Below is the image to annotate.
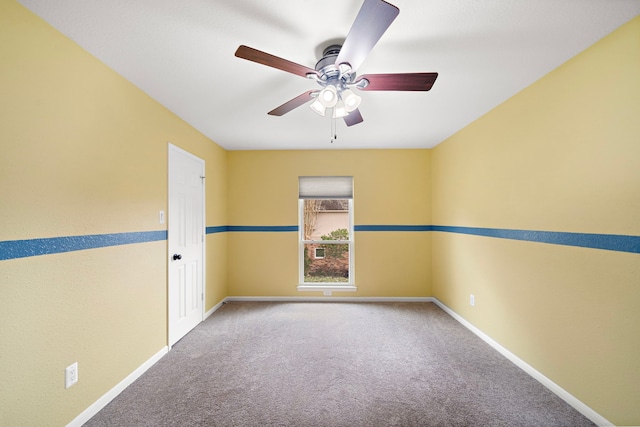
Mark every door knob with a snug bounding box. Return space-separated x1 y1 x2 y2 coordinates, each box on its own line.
172 254 182 261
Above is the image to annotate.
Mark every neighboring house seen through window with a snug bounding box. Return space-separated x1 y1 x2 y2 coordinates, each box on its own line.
298 177 354 289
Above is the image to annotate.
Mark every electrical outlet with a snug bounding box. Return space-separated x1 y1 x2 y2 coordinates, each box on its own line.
323 290 332 296
65 362 78 389
470 294 475 307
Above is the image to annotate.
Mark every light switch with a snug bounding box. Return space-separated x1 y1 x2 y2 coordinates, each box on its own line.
159 210 165 224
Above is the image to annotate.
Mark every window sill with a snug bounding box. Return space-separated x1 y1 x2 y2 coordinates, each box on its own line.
297 285 357 292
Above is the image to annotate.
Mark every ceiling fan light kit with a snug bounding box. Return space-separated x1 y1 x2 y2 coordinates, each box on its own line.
234 0 438 127
308 87 361 118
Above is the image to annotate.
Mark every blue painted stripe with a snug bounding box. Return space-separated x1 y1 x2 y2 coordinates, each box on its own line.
226 225 298 233
0 230 167 261
432 226 640 254
206 226 228 234
355 225 432 232
3 225 637 261
210 224 639 253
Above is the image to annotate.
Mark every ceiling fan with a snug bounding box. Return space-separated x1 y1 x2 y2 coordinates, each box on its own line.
234 0 438 127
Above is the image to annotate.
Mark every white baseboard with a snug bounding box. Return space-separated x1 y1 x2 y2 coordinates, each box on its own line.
224 296 435 303
430 298 613 427
66 346 168 427
204 299 227 320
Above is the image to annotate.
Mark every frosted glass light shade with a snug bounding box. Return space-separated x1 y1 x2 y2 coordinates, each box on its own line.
342 89 361 112
333 100 348 118
309 99 326 116
319 86 338 108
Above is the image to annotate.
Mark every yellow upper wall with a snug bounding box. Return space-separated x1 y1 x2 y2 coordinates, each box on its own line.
432 16 640 235
0 1 227 241
228 149 431 226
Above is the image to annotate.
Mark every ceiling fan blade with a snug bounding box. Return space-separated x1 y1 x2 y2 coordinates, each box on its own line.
335 0 399 71
268 90 316 116
235 45 318 78
344 109 364 127
356 73 438 91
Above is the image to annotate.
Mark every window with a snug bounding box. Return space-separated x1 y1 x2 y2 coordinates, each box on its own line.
298 177 355 290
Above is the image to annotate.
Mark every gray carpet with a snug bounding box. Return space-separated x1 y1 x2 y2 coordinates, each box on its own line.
85 302 596 426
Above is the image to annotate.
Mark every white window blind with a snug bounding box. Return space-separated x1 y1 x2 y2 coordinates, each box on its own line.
298 176 353 199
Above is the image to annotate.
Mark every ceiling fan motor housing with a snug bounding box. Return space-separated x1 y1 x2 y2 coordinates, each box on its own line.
315 45 355 87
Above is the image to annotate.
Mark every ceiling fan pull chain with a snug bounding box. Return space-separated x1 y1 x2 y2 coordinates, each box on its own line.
330 117 337 143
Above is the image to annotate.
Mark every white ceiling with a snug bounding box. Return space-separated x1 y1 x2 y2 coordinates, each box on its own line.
18 0 640 150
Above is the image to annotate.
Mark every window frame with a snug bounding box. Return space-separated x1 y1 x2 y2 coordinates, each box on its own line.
297 198 356 292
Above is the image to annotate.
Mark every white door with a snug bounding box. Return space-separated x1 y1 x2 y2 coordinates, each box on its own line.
168 144 204 347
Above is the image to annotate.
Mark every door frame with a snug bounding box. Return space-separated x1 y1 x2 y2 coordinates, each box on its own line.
167 142 206 348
